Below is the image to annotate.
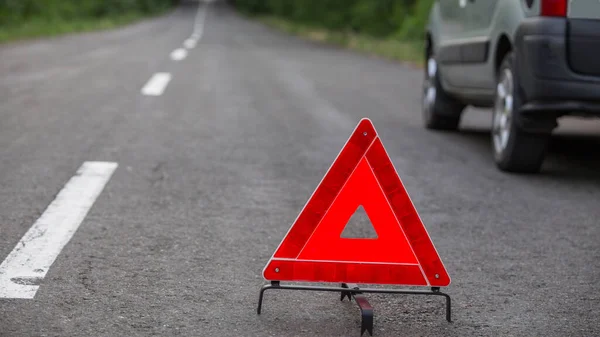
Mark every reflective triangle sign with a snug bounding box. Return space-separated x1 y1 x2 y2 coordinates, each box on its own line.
263 118 450 287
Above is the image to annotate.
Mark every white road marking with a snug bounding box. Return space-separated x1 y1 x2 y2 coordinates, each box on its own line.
170 48 188 61
141 72 172 96
194 4 207 37
181 2 208 50
0 162 118 299
184 38 197 49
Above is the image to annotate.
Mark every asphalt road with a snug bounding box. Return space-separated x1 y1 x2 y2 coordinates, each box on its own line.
1 1 599 336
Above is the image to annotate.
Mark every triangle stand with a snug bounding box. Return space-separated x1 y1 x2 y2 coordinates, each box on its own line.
257 119 453 336
256 281 452 336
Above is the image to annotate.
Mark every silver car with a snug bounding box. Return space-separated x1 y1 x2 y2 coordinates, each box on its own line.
423 0 600 173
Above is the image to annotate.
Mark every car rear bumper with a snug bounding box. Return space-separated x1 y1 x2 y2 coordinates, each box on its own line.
514 17 600 117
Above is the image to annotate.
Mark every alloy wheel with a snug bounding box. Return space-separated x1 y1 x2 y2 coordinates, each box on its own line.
492 68 514 154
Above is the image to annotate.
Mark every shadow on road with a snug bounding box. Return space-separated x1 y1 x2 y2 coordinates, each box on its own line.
456 126 600 182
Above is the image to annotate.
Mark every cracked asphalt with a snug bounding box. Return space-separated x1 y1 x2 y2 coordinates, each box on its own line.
0 1 599 336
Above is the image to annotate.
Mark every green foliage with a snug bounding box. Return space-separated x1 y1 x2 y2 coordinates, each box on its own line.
0 0 176 42
232 0 435 40
0 0 176 26
396 0 435 40
259 16 424 67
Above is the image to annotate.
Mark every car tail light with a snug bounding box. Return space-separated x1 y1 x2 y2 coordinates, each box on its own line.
541 0 568 17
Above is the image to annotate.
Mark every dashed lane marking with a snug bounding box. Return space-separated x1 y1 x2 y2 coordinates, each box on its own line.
170 48 188 61
184 38 197 49
141 72 172 96
0 162 118 299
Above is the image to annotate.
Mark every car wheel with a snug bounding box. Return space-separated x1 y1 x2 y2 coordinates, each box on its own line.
492 52 550 173
422 48 465 130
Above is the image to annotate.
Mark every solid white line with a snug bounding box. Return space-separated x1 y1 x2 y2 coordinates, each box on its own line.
193 2 208 41
0 162 118 299
170 48 188 61
141 72 172 96
180 2 208 51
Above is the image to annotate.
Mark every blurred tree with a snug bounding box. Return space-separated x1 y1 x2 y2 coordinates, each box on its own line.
0 0 178 26
232 0 435 40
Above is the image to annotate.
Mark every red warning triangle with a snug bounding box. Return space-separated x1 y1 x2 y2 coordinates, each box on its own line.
263 118 450 287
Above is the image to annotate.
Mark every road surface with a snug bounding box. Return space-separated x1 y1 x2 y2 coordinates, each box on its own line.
1 1 599 336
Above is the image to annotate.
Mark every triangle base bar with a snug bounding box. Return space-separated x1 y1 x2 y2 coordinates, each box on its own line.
256 281 452 336
264 260 428 285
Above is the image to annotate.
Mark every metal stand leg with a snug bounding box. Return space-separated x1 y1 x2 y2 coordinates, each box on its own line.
342 283 373 336
257 281 279 315
257 281 452 335
432 287 452 322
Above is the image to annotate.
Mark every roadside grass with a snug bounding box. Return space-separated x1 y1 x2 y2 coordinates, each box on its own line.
0 8 172 44
258 16 425 68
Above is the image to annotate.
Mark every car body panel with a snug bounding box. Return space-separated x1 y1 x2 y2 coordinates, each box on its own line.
430 0 526 99
427 0 600 112
428 0 471 89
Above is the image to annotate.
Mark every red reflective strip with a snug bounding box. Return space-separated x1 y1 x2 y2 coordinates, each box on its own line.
366 139 450 287
273 120 377 259
264 260 428 286
541 0 567 17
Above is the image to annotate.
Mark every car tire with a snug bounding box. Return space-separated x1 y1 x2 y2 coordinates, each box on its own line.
492 52 550 173
422 46 465 130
